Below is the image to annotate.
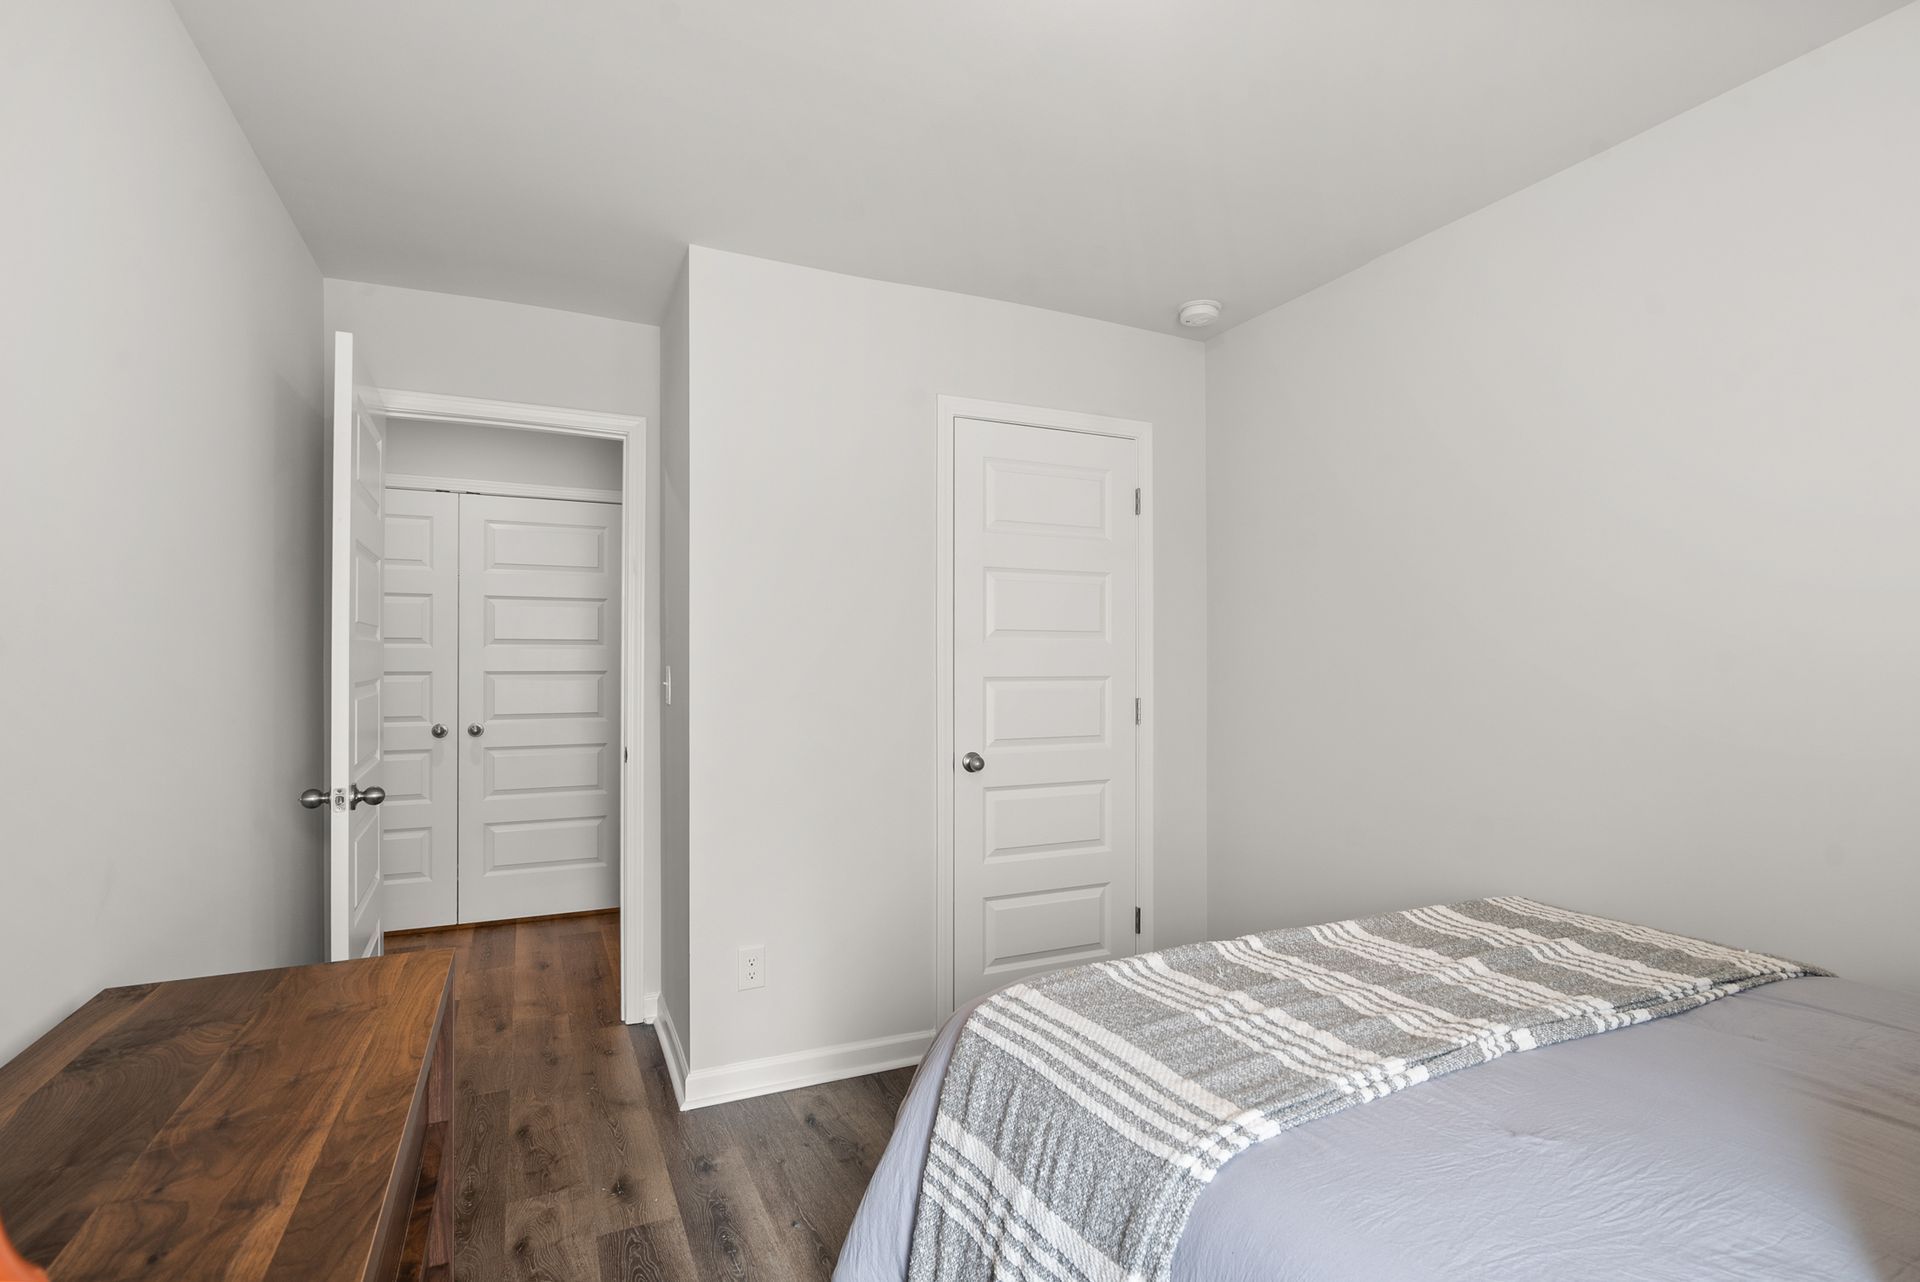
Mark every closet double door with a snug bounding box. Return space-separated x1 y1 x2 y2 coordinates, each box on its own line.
381 488 621 929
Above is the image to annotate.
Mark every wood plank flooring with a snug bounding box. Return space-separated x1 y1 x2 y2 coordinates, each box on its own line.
388 913 912 1282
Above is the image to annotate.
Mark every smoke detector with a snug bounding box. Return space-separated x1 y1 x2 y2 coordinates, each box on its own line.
1177 299 1222 329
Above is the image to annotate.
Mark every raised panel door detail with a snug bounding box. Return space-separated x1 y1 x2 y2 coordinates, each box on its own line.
486 520 607 572
985 459 1108 537
384 512 435 566
982 885 1109 974
485 743 607 797
986 677 1108 749
382 672 432 723
350 680 380 775
352 544 382 639
485 596 605 645
985 569 1108 639
353 412 384 509
484 816 608 872
382 750 432 804
486 672 605 719
383 592 433 645
985 781 1108 861
381 828 433 884
351 811 381 915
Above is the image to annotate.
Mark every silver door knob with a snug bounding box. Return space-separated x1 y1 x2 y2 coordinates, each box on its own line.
467 723 485 737
350 784 386 809
431 723 449 739
961 752 986 773
299 788 328 810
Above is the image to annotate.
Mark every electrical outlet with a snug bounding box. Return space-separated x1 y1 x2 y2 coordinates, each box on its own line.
738 944 766 990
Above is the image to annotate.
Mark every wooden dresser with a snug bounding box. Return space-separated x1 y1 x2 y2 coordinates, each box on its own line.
0 950 455 1282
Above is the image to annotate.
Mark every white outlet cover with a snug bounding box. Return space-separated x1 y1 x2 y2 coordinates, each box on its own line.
738 944 766 990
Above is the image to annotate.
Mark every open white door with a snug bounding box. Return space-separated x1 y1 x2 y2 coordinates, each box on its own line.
327 331 389 959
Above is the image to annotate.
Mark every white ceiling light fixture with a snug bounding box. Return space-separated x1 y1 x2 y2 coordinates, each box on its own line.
1178 299 1222 329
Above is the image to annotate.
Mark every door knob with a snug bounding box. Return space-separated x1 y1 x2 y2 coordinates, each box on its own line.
350 784 386 809
431 723 449 739
298 788 328 810
961 751 986 773
467 723 485 737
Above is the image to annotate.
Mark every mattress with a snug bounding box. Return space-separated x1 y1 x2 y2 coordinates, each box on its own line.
834 976 1920 1281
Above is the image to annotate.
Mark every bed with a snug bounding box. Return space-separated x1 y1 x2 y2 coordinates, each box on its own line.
836 904 1920 1282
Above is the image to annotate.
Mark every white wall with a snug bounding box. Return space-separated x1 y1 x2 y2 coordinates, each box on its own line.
682 247 1208 1088
386 419 624 492
323 279 659 418
0 2 323 1058
1206 5 1920 988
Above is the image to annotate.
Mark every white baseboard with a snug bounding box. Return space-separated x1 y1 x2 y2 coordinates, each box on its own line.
653 998 691 1110
680 1028 934 1111
625 989 660 1024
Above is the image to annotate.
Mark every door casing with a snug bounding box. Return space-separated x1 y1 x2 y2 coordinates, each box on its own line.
361 386 652 1025
933 395 1156 1025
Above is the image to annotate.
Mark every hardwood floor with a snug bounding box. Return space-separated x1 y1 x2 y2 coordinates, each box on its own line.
388 913 912 1282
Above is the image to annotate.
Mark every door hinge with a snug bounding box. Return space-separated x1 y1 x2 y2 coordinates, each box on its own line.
1134 487 1142 515
623 747 628 763
1134 697 1142 725
1135 906 1142 935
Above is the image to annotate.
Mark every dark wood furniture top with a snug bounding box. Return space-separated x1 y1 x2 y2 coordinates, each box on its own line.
0 950 455 1282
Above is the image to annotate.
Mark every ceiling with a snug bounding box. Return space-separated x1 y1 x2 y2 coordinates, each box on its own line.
171 0 1907 336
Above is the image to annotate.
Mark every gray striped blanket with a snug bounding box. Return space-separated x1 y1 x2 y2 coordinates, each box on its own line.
905 896 1822 1282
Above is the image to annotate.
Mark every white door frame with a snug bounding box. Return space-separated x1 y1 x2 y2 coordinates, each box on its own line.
933 395 1156 1025
371 387 654 1025
385 472 622 507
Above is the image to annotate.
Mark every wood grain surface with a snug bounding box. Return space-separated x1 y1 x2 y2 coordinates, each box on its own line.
0 951 455 1282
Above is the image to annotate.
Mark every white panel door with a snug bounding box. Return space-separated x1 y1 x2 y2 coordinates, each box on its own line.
953 417 1139 1006
380 488 459 930
328 332 389 960
458 493 621 923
